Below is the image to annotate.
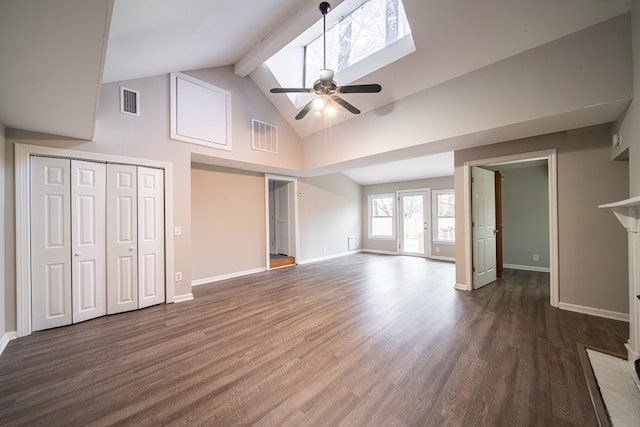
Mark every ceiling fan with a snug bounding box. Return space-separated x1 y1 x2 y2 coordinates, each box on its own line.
270 1 382 120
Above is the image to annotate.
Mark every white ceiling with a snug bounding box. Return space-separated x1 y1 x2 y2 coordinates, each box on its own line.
0 0 633 185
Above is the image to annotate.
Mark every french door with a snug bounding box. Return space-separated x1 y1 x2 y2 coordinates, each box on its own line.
398 190 430 256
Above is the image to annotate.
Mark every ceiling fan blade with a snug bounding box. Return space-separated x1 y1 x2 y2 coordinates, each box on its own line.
295 99 316 120
270 88 312 93
330 96 361 115
338 84 382 94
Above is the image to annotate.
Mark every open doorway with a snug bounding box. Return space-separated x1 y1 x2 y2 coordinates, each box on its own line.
266 176 298 269
464 149 559 307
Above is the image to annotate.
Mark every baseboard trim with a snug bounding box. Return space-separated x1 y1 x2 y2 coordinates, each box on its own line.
504 263 550 273
361 249 397 255
173 293 194 303
454 283 471 291
191 267 266 287
558 302 629 322
429 255 455 262
0 331 17 356
297 250 361 265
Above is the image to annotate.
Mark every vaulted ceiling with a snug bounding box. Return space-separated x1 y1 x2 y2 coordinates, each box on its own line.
0 0 633 184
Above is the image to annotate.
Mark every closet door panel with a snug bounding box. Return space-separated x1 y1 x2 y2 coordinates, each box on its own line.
107 164 138 314
138 167 165 308
71 160 107 323
30 156 72 331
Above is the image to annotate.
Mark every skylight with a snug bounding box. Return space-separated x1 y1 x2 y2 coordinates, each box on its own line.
265 0 415 109
304 0 411 86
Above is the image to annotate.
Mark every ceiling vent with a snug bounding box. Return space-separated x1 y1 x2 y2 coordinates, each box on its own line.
120 87 140 116
252 119 278 153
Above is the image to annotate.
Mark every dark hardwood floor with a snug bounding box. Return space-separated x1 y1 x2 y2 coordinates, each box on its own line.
0 254 628 426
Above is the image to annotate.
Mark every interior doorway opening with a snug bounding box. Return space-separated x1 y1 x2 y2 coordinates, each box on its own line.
464 149 558 307
265 176 299 270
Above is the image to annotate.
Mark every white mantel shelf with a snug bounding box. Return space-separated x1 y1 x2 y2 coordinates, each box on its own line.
600 195 640 390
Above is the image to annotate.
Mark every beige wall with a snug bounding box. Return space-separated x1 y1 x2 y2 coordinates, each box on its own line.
191 164 266 281
298 173 362 261
0 122 5 336
500 165 550 269
614 3 639 196
362 176 455 259
455 126 629 314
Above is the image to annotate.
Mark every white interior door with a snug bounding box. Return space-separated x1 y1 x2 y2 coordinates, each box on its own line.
30 156 72 331
107 164 138 314
138 167 165 308
71 160 107 323
472 167 497 288
275 182 289 256
398 191 429 256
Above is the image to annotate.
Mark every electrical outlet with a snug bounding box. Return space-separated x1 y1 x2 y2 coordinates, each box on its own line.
533 254 539 262
174 226 182 236
435 247 440 253
175 272 182 281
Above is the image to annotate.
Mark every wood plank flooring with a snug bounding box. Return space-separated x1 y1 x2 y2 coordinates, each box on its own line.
0 254 628 426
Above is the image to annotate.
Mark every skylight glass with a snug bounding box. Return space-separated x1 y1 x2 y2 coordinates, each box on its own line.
304 0 411 85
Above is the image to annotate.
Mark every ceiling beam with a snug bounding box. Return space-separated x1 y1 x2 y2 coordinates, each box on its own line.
234 0 345 77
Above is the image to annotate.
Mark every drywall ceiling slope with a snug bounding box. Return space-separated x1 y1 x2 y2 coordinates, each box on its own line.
301 13 633 171
253 0 631 137
0 0 113 140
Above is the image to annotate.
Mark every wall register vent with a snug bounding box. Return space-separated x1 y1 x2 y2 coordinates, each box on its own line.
120 87 140 116
252 119 278 153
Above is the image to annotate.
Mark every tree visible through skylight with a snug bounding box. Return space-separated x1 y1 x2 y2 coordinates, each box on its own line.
305 0 411 85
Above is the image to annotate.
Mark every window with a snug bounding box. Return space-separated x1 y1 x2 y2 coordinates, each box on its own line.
368 194 395 239
304 0 411 86
433 190 455 243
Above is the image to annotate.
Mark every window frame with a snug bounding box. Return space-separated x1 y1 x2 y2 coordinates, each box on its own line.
368 193 396 240
432 189 455 244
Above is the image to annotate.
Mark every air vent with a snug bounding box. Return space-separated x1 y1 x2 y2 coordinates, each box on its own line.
252 119 278 153
120 87 140 116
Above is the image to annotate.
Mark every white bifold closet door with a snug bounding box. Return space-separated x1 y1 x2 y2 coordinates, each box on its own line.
71 160 107 323
107 164 138 314
31 157 72 331
31 158 166 331
137 166 165 308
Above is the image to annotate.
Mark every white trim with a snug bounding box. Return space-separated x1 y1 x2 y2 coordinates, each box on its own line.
454 283 471 291
173 293 194 303
503 263 551 273
265 175 300 271
432 189 455 244
368 193 396 240
191 267 266 286
14 143 175 337
170 72 232 151
463 149 559 307
0 331 17 356
429 255 455 262
361 249 397 255
559 302 629 322
297 250 361 265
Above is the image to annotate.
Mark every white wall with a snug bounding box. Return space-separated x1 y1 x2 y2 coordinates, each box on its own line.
298 173 362 261
500 165 550 270
362 176 455 258
455 126 629 314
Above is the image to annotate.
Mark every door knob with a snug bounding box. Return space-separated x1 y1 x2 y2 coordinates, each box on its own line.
74 252 81 257
129 247 135 252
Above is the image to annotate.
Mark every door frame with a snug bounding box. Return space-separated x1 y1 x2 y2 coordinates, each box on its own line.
15 143 175 337
264 175 299 270
397 189 430 257
462 149 558 308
